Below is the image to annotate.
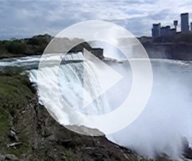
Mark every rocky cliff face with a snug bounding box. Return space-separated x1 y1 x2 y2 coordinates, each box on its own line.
143 43 192 60
9 97 141 161
0 72 147 161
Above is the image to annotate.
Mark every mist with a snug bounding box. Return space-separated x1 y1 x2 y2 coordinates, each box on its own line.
28 38 192 160
107 59 192 160
28 51 192 160
89 28 192 160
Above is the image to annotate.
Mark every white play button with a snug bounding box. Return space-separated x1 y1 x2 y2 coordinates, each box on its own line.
83 49 123 108
37 20 153 136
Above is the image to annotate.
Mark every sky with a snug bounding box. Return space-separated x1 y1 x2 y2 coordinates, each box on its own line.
0 0 192 40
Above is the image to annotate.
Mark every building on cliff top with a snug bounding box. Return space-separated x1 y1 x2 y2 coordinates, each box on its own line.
181 13 189 33
152 13 191 39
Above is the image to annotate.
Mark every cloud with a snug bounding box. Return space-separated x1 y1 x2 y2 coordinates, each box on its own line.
0 0 192 39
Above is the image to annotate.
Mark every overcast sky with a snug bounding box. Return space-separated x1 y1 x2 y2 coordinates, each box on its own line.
1 0 192 39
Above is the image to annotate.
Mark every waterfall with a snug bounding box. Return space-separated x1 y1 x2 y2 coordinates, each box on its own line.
29 52 112 126
29 54 192 160
1 53 191 160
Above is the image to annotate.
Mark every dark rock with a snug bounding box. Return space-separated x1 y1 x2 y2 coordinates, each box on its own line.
143 42 192 60
5 154 18 161
0 154 18 161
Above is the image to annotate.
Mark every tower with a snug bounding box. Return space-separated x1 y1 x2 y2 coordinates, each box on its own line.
152 23 161 38
181 13 189 33
173 20 178 31
191 22 192 31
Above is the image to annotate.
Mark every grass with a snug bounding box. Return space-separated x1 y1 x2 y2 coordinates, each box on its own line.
0 67 34 156
0 75 33 114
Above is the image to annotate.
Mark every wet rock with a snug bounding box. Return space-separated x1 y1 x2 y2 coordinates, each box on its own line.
5 154 18 161
0 155 5 161
8 128 19 142
7 142 22 148
0 154 18 161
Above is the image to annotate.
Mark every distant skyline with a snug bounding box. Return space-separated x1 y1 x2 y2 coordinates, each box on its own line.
1 0 192 40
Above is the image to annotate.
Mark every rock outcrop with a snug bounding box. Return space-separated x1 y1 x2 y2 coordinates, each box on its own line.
0 72 143 161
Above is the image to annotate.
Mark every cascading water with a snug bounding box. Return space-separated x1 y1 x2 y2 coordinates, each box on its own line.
1 53 192 160
29 53 113 126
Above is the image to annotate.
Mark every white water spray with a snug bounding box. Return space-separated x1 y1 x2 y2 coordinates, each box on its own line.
27 52 192 160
